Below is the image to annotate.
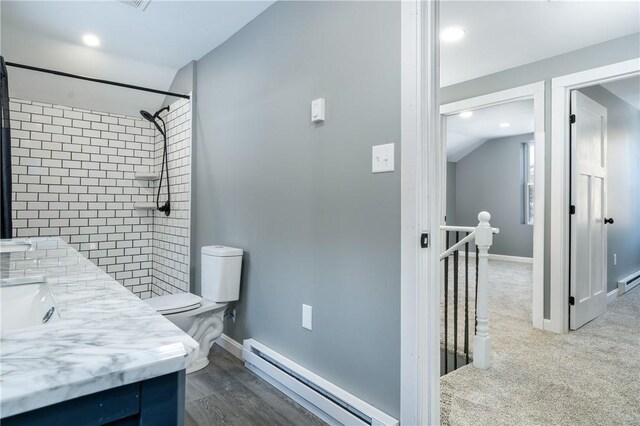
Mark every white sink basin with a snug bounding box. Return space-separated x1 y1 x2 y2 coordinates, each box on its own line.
0 240 33 254
0 277 60 333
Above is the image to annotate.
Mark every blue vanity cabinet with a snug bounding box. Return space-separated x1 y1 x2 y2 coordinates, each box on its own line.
2 370 185 426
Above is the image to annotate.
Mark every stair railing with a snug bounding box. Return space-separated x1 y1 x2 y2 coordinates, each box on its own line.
440 211 498 373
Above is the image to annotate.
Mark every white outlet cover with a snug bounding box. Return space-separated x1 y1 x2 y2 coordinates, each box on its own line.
372 143 394 173
302 304 312 330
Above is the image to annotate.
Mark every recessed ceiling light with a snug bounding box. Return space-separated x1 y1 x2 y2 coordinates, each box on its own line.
499 122 510 128
440 27 465 42
459 111 473 118
82 34 100 47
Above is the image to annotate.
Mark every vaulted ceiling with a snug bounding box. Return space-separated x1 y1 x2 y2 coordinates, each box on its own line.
2 1 275 69
1 1 274 115
440 1 640 86
602 76 640 110
446 100 534 162
1 1 638 116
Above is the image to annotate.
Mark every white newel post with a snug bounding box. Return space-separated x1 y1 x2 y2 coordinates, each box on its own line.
473 211 493 369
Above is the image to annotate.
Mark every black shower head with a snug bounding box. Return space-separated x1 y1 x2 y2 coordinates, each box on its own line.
140 110 155 122
140 106 170 123
140 108 167 138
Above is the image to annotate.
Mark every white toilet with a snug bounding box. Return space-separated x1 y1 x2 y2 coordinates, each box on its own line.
146 245 243 373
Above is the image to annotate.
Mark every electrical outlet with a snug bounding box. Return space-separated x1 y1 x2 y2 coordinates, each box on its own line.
372 143 395 173
302 304 312 331
613 253 617 266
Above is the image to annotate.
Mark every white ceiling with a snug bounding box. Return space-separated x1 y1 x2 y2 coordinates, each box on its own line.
446 99 534 162
441 1 640 87
1 0 638 115
602 76 640 110
1 26 179 117
2 1 275 69
0 1 274 116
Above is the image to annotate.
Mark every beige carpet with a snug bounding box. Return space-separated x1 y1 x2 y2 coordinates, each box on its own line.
441 259 640 425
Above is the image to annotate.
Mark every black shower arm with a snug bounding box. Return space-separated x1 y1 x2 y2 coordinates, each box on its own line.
153 106 170 119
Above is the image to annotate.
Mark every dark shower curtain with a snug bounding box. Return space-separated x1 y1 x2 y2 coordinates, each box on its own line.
0 56 13 239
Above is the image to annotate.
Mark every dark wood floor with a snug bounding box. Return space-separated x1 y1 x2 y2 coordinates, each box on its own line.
185 345 327 426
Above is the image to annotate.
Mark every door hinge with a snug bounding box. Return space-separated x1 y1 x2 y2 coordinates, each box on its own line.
569 296 575 306
569 205 576 215
569 114 576 124
420 233 429 248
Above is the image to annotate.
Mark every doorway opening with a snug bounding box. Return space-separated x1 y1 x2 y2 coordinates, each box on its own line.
567 74 640 330
440 84 545 349
550 59 640 333
440 97 537 374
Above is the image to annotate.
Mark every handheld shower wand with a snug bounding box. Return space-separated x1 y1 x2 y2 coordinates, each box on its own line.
140 106 171 216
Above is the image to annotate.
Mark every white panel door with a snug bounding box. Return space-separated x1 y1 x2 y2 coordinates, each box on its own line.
569 91 608 330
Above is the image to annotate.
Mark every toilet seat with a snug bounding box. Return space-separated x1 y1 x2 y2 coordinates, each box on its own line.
146 293 202 315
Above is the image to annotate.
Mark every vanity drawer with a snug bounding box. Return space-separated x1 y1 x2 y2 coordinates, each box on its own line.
2 370 185 426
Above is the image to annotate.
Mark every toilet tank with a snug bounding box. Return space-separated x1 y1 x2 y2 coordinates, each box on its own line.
201 245 243 303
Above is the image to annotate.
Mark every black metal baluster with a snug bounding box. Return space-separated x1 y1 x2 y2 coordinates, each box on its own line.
453 232 459 370
475 244 479 335
444 231 450 374
464 234 470 365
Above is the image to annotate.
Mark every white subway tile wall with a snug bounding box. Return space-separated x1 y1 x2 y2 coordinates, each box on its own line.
9 97 192 299
151 98 191 295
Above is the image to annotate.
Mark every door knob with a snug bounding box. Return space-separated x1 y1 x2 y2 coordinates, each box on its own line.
604 217 614 225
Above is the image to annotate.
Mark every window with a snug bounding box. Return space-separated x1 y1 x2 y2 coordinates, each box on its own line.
523 142 534 225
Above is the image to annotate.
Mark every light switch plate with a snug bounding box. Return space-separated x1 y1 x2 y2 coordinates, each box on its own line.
311 98 325 123
302 304 312 330
372 143 394 173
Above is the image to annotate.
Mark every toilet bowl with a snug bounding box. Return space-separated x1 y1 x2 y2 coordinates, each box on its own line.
146 293 227 373
145 245 243 373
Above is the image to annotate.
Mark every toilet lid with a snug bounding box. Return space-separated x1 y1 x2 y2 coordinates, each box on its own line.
146 293 202 314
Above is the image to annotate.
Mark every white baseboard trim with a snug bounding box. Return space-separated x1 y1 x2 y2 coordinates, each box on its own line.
489 253 534 264
214 333 243 360
460 251 533 264
607 289 618 303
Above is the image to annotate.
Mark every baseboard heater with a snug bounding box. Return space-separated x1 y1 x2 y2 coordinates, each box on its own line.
618 270 640 295
242 339 398 426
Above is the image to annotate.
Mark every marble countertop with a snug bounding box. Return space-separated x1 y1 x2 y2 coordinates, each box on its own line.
0 238 199 418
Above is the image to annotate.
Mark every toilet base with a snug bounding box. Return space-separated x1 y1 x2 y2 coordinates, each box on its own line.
187 357 209 374
164 305 226 375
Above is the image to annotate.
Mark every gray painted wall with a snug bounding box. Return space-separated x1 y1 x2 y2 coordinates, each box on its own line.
578 85 640 293
446 162 456 225
163 60 196 107
191 1 400 417
450 135 534 257
441 32 640 318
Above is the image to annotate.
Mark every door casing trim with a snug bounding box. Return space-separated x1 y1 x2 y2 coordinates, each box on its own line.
549 58 640 333
440 81 546 330
400 0 440 424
